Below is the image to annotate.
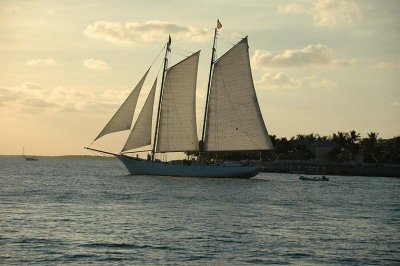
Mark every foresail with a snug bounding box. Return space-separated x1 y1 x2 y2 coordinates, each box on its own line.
204 38 273 151
156 51 200 152
121 78 157 152
94 69 149 141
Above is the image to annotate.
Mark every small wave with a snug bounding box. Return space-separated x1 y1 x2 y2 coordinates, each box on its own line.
215 238 247 244
244 258 292 264
99 257 126 262
283 252 312 258
185 255 211 261
62 254 97 259
337 257 361 264
80 242 183 251
16 237 64 245
101 191 133 200
81 242 150 249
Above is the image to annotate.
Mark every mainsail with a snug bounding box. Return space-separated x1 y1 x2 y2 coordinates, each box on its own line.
121 78 157 152
204 37 273 151
156 51 200 152
94 69 149 141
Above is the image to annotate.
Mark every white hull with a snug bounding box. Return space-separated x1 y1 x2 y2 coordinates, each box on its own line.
117 155 260 179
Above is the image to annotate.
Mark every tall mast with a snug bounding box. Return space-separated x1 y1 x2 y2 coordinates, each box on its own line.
151 35 171 161
200 26 218 151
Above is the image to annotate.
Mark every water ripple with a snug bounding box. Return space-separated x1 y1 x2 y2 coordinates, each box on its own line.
0 156 399 265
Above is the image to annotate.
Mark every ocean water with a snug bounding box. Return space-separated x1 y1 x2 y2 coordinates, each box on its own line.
1 156 399 265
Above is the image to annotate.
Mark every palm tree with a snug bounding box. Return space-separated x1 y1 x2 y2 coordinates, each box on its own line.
330 131 361 162
306 133 317 141
382 136 400 164
361 132 380 164
348 130 361 159
331 132 350 147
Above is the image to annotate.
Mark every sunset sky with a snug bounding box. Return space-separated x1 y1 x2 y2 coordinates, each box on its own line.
1 0 399 155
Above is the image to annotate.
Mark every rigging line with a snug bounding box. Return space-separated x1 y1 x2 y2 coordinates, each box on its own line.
215 34 219 59
201 27 218 151
88 149 105 157
173 45 193 52
171 51 192 58
217 35 236 46
171 47 195 58
218 31 245 41
172 49 190 56
156 56 164 76
150 45 167 68
171 50 190 58
173 28 214 42
152 38 170 161
173 46 195 54
218 31 244 39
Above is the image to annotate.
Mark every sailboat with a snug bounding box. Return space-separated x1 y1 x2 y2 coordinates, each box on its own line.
22 146 38 161
85 22 273 178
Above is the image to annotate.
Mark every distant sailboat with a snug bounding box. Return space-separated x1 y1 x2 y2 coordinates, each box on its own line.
22 147 38 161
86 21 273 178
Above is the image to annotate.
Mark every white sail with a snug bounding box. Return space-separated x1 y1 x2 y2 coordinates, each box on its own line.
121 78 157 152
156 51 200 152
204 37 273 151
94 69 149 141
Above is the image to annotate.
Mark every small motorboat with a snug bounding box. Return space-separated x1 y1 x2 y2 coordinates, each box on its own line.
299 175 329 181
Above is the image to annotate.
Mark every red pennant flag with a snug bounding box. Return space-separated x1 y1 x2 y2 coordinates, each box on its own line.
217 19 222 29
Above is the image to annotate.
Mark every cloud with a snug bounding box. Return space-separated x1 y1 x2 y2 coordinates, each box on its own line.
278 0 361 27
0 84 59 112
312 0 362 27
84 20 209 44
333 58 362 66
255 72 335 90
302 76 336 89
278 3 308 15
389 101 399 107
22 82 45 91
4 5 19 13
101 89 130 101
26 58 58 66
0 82 127 115
0 83 85 113
251 44 333 68
376 62 400 69
0 86 22 105
0 87 10 95
83 59 110 70
252 44 362 69
256 73 301 90
24 98 59 109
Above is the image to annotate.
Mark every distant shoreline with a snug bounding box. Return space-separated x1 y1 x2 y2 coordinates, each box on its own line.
2 155 399 178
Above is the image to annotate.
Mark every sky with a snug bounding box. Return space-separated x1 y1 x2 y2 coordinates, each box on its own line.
1 0 399 156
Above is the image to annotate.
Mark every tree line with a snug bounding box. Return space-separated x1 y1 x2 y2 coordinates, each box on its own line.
270 131 400 164
189 131 400 164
